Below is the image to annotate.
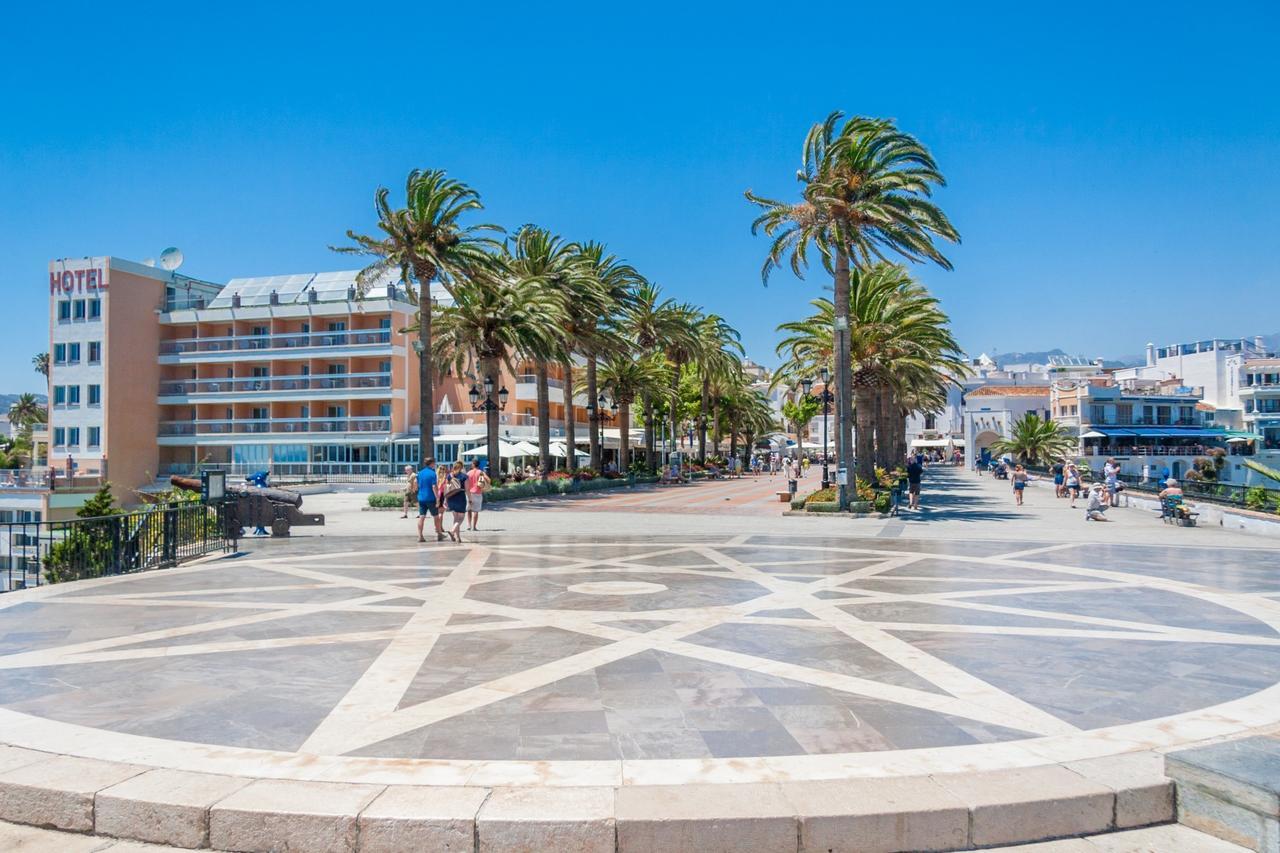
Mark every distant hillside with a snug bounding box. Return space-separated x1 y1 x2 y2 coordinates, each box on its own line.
0 393 48 413
990 349 1129 369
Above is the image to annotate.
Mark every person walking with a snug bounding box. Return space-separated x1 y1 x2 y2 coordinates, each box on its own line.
465 459 489 531
400 465 417 518
415 457 440 543
905 454 924 510
1012 464 1029 506
1051 459 1065 499
801 456 810 478
442 461 468 542
1065 462 1081 507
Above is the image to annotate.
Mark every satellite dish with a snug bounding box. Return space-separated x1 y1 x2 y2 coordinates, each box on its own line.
158 247 184 271
142 258 156 267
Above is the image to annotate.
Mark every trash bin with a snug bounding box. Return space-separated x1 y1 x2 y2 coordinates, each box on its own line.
788 478 798 496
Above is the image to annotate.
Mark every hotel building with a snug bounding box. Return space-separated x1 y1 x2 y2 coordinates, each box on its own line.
31 255 600 519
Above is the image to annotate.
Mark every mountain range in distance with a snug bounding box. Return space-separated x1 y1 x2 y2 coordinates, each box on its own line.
0 393 48 413
981 333 1280 371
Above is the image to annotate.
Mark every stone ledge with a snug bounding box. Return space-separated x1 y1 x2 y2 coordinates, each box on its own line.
1166 735 1280 818
0 750 1217 851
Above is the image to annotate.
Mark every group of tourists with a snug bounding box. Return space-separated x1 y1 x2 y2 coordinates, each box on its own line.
400 459 490 543
750 453 816 478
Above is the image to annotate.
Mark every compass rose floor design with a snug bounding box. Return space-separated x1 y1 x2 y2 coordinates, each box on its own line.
1 534 1279 786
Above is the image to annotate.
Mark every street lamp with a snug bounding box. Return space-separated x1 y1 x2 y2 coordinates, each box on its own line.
469 377 508 413
586 394 616 471
803 369 835 489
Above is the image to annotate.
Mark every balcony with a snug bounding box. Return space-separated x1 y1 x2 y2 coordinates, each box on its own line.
158 329 392 358
159 372 392 398
158 417 392 437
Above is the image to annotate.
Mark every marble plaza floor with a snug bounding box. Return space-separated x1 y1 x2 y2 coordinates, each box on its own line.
0 517 1278 786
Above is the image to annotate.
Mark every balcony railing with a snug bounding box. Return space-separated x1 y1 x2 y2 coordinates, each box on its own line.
159 372 391 396
0 469 50 490
159 329 392 355
515 374 565 389
158 417 392 436
1080 417 1202 428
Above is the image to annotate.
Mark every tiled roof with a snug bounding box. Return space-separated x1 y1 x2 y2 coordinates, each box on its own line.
1196 402 1216 412
966 385 1051 397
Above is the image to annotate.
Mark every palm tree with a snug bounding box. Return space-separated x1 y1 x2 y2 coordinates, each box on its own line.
32 353 49 379
429 264 566 477
719 387 777 468
576 243 644 470
624 282 696 471
333 169 499 464
501 226 584 480
990 413 1076 466
8 393 47 428
692 314 744 463
595 353 669 472
747 112 958 506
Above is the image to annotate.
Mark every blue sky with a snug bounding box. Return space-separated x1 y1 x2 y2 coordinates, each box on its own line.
3 1 1278 394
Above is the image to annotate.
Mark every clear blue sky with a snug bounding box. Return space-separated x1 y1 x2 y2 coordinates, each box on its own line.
3 1 1278 394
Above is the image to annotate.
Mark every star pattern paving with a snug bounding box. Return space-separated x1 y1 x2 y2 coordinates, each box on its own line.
0 536 1278 765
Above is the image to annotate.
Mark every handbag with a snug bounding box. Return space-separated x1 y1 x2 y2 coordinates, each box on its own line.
443 476 462 498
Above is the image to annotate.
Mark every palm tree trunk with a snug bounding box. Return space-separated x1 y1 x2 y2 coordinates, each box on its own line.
413 271 436 465
729 429 738 467
535 361 551 481
833 250 854 508
873 386 892 471
562 359 577 473
481 356 501 480
643 403 656 472
619 402 631 471
586 356 601 470
698 376 709 463
854 380 876 482
712 409 721 456
669 362 681 469
893 407 909 466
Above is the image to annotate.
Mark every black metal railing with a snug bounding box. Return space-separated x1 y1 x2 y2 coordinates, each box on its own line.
0 503 233 593
1023 464 1280 512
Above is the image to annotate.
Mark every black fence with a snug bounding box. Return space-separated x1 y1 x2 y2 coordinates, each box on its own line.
1 502 233 593
1023 464 1280 512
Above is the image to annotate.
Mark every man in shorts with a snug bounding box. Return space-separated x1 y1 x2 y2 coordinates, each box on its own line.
1051 459 1065 498
416 457 441 543
465 459 490 531
905 455 924 510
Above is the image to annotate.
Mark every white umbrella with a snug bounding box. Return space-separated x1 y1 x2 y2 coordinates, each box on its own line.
510 440 540 456
461 442 524 458
1080 430 1107 439
549 442 589 458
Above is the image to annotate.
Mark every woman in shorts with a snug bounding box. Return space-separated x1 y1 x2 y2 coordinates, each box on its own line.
1012 464 1029 506
1065 463 1081 507
440 462 469 542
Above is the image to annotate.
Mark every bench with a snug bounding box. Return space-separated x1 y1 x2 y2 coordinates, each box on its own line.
775 491 791 503
1160 496 1199 526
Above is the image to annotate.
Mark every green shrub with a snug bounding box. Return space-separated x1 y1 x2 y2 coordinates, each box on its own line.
804 487 838 504
848 500 873 514
807 501 840 513
873 492 892 513
367 492 403 508
1245 486 1270 511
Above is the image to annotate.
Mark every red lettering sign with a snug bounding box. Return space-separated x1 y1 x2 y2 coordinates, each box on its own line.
50 267 107 294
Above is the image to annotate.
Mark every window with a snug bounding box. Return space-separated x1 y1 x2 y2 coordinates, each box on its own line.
87 427 101 447
1090 405 1106 424
53 385 66 405
923 413 937 431
379 317 391 329
68 342 81 363
378 360 391 374
1116 403 1133 424
327 364 347 374
379 403 391 417
88 298 101 319
67 427 80 447
57 302 71 322
67 385 81 406
88 384 101 406
53 427 65 446
88 341 101 363
251 366 270 377
73 299 86 320
250 407 269 420
53 343 66 364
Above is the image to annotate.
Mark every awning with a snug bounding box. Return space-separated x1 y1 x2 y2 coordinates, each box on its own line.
910 438 963 448
510 441 540 456
1226 430 1265 441
1088 427 1232 439
549 442 589 458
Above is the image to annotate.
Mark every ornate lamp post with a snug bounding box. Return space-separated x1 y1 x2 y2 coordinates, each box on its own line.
800 367 835 490
585 393 617 471
469 375 509 475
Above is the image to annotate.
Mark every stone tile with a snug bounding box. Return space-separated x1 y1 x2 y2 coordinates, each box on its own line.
0 755 143 832
1176 783 1271 851
933 765 1114 847
358 785 490 853
0 818 114 851
477 787 614 853
1085 822 1262 851
615 782 796 853
1065 751 1174 828
96 768 251 848
0 746 51 776
783 776 969 853
208 779 384 853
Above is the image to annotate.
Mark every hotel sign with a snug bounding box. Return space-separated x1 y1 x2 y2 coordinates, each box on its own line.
50 266 107 294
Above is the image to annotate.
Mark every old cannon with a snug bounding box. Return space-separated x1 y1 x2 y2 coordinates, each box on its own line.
169 475 325 538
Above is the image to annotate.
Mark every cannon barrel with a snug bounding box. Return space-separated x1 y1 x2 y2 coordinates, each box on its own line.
169 475 304 508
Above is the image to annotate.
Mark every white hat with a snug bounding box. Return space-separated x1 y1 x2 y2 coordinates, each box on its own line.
1166 477 1179 486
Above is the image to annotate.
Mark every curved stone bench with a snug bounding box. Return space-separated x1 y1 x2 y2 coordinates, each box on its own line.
0 743 1179 852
